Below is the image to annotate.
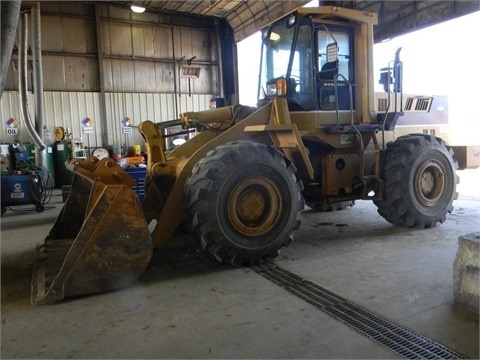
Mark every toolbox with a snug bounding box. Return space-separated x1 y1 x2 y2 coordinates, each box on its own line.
125 166 146 202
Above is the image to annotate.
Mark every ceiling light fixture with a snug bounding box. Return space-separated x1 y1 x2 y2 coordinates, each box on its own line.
131 5 146 13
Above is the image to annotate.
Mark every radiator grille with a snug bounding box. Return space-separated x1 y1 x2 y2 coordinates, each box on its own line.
405 97 433 111
378 98 388 112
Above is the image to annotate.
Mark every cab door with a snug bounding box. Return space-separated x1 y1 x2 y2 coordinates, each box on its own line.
316 26 355 111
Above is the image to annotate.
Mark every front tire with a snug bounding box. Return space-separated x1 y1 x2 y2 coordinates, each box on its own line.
374 134 458 228
185 141 304 266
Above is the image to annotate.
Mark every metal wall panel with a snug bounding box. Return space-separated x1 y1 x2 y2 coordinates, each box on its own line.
7 55 99 92
41 16 64 52
5 4 221 95
0 91 102 148
104 92 213 145
41 2 94 17
47 16 96 54
108 59 136 92
102 58 218 94
103 20 192 58
154 63 176 93
1 91 213 151
104 20 134 56
100 14 219 94
44 56 100 91
178 27 216 62
142 25 172 59
6 14 99 91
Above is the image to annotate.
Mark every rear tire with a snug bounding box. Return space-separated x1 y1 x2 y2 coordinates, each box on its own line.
374 134 458 228
185 141 304 265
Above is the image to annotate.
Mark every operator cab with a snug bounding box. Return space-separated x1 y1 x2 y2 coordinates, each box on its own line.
258 13 355 112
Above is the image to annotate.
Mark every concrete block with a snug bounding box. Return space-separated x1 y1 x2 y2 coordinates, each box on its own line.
453 232 480 313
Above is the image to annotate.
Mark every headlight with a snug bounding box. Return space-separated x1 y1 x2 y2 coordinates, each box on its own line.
266 79 287 97
266 83 278 97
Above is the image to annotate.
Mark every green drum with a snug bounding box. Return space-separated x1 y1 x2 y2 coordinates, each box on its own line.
53 141 74 187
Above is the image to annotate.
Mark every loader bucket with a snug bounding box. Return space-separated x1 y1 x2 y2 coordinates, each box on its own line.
31 158 153 304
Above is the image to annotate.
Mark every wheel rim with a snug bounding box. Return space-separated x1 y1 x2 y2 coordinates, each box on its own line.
228 176 282 237
414 160 446 206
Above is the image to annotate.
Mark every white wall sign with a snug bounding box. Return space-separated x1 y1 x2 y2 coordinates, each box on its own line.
6 128 18 136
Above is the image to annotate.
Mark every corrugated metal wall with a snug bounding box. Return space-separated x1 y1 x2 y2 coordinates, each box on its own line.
0 91 213 150
0 2 221 151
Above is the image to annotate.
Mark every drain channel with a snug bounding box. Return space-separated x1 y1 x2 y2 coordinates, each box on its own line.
253 260 466 359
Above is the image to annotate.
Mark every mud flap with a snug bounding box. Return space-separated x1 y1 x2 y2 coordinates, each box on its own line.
32 165 153 304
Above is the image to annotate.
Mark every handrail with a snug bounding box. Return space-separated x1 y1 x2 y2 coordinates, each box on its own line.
333 74 363 153
333 73 354 128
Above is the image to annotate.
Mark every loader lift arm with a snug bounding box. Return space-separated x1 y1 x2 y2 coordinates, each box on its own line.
139 98 314 248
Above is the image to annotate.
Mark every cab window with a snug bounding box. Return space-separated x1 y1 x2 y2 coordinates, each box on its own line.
317 29 351 81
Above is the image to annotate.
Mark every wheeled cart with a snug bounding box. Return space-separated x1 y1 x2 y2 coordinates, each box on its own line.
1 172 45 215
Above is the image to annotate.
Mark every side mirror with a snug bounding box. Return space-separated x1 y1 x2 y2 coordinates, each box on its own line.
326 42 338 63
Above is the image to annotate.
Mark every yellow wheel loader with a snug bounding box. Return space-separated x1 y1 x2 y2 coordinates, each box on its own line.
32 6 471 304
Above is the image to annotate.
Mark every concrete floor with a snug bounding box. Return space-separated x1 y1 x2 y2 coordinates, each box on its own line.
1 168 479 359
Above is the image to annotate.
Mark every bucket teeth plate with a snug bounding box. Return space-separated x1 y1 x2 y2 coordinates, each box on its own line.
32 239 75 304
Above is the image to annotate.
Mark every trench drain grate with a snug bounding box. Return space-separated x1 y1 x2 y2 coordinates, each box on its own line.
253 260 466 359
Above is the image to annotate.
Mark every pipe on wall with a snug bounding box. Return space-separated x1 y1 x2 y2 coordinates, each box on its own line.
95 3 109 146
31 3 44 136
171 16 179 117
18 12 46 151
31 2 47 167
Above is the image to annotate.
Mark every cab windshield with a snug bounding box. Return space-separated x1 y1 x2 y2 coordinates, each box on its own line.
258 18 315 110
259 21 295 84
